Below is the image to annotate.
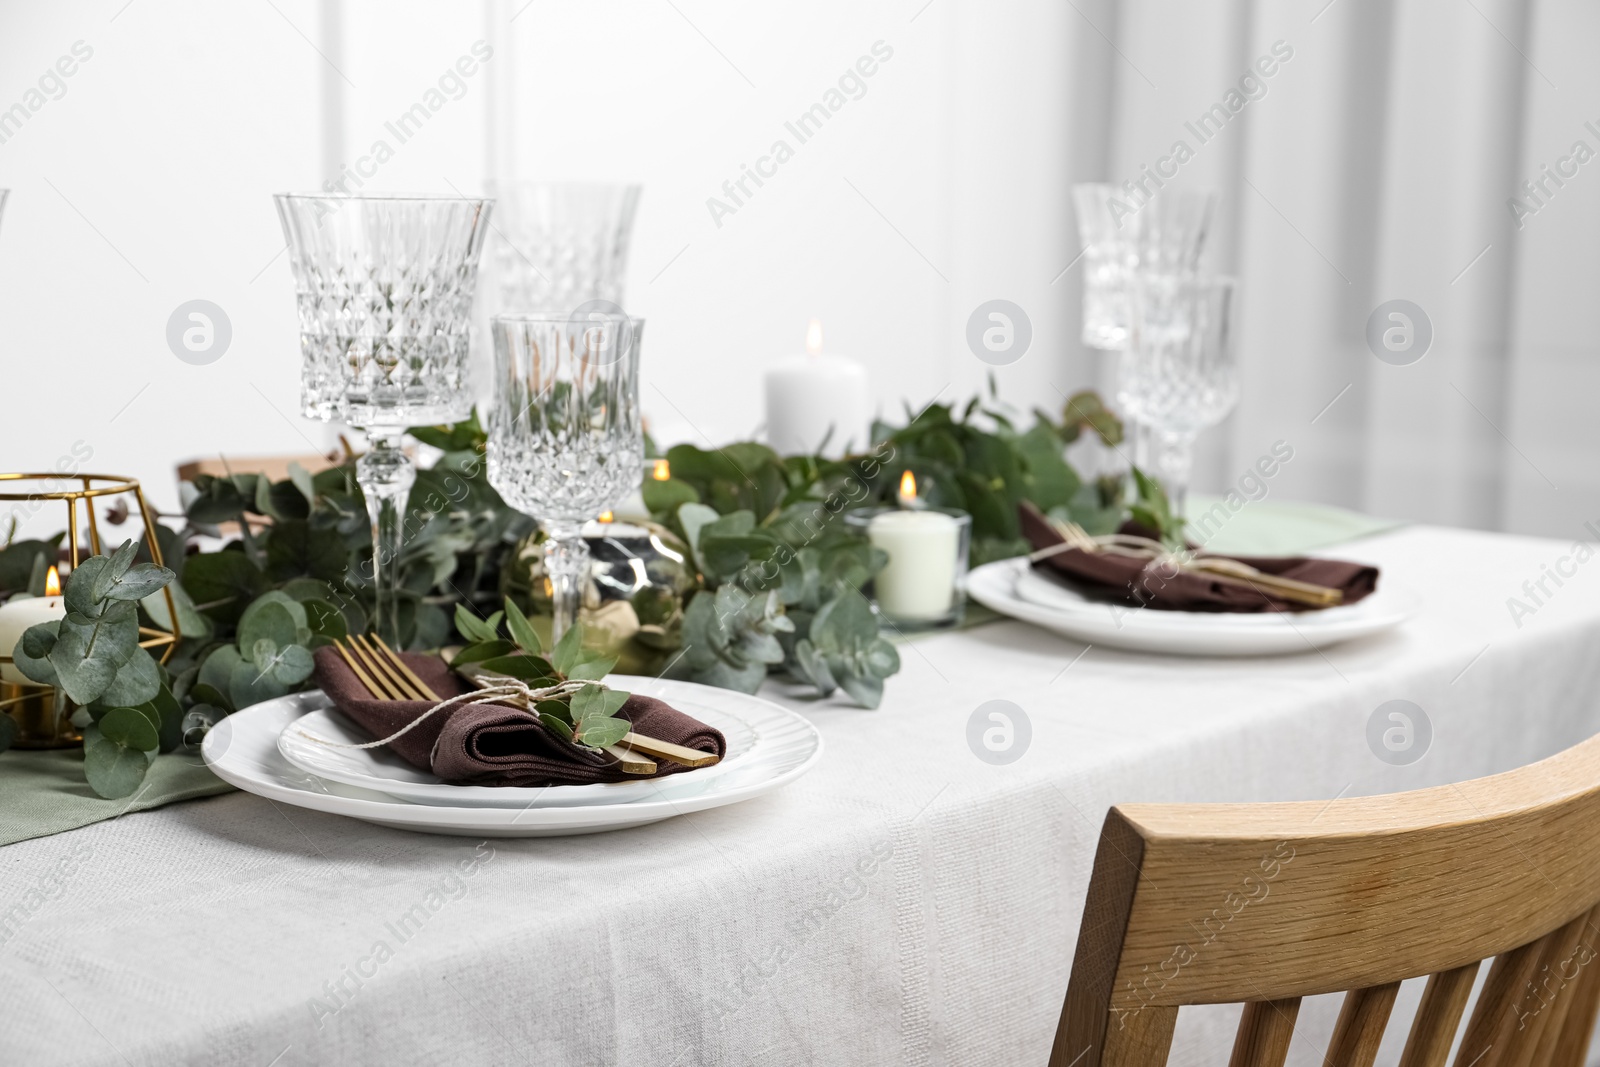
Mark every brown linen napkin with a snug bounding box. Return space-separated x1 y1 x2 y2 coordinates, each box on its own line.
310 647 727 787
1017 501 1379 613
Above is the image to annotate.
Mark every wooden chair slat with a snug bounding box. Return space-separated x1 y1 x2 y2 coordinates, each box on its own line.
1325 982 1400 1067
1227 999 1300 1067
1451 939 1544 1067
1097 1005 1178 1067
1506 911 1591 1067
1547 912 1600 1067
1396 963 1479 1067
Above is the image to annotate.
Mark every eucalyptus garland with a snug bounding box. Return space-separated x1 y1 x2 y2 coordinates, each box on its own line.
0 387 1149 798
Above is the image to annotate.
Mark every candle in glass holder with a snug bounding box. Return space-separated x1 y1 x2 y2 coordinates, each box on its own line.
855 473 970 626
764 319 869 458
0 566 65 683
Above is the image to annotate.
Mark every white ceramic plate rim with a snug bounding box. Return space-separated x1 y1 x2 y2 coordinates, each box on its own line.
968 557 1416 654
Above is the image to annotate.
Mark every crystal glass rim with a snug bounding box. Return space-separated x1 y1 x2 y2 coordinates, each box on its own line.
273 192 494 204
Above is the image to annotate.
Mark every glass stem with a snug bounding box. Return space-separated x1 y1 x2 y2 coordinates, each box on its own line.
542 522 589 645
357 431 414 646
1150 429 1197 519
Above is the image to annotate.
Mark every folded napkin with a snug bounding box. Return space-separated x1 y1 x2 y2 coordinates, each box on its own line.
1018 501 1379 613
311 647 726 787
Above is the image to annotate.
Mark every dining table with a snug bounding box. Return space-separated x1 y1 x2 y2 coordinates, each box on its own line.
4 520 1600 1067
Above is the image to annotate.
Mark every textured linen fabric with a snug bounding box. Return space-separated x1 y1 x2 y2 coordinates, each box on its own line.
2 526 1600 1066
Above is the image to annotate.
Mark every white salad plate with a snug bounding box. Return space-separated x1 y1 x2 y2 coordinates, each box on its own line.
203 675 822 837
967 557 1417 657
276 676 758 808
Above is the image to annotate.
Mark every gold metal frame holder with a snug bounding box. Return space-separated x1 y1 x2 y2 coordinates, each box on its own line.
0 473 182 748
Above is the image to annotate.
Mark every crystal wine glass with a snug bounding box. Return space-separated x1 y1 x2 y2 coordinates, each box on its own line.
485 181 641 312
1118 272 1239 517
275 193 493 644
1072 185 1216 350
487 312 644 642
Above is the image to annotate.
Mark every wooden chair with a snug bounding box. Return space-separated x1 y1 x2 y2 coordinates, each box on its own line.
1051 736 1600 1066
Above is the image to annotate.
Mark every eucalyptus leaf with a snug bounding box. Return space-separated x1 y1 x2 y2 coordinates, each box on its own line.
99 705 160 752
101 561 176 602
502 598 542 654
12 621 60 686
569 683 605 722
566 656 616 682
539 713 575 741
450 640 518 667
96 649 162 708
677 502 722 570
83 737 152 799
550 624 584 676
238 600 300 654
49 603 140 704
574 716 629 749
455 603 499 644
65 556 111 617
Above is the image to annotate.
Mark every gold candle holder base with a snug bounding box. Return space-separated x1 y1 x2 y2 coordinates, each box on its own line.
1 682 81 749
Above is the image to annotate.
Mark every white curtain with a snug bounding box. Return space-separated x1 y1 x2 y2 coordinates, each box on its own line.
1056 0 1590 539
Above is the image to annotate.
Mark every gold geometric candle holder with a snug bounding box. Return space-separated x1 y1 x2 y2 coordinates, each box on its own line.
0 474 181 748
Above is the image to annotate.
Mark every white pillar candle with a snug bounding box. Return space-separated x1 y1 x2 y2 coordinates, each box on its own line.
867 509 960 621
0 569 65 684
764 319 869 458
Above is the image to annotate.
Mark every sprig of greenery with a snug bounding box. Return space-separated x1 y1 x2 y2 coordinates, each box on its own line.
451 599 630 750
0 386 1143 787
5 540 184 798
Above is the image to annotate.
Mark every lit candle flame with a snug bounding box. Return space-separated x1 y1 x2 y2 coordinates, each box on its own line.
652 459 671 481
898 470 918 507
805 318 823 357
598 511 614 523
44 566 61 597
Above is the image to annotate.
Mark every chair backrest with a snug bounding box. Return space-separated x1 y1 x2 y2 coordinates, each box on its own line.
1051 733 1600 1067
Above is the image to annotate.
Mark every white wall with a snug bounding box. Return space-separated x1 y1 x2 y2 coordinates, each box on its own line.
0 0 1092 540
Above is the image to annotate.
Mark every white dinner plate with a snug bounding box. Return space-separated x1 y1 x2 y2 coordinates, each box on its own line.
968 557 1417 656
277 676 758 808
202 677 822 837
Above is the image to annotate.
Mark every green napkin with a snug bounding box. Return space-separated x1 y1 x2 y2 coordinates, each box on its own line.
0 749 234 848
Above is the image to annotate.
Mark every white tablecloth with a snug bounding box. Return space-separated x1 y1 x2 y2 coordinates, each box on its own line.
5 525 1600 1067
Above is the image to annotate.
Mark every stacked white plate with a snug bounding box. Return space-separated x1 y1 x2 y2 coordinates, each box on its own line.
967 557 1418 656
202 675 823 837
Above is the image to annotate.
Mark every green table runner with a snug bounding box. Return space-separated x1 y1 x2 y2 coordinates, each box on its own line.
0 750 234 848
